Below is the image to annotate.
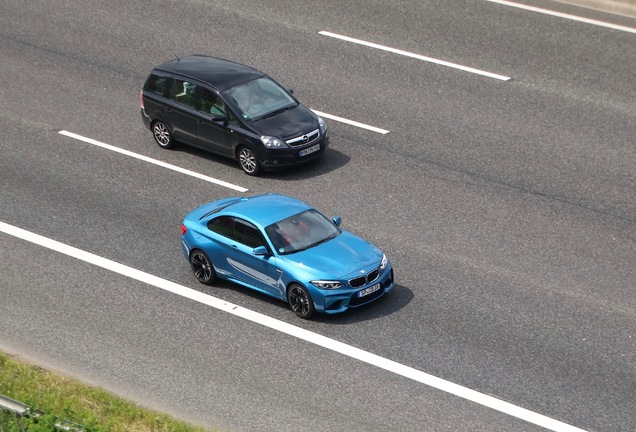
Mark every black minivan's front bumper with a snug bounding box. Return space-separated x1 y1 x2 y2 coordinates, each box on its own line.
259 134 329 171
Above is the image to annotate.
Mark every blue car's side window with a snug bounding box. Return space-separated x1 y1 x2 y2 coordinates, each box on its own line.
208 216 267 250
208 216 234 238
234 218 266 249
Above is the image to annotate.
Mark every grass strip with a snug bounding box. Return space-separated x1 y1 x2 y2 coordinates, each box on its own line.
0 352 213 432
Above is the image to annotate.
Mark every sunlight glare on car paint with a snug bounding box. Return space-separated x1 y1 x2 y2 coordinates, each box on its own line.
0 221 588 432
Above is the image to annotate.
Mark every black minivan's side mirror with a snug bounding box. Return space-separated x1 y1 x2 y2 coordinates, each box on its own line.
211 114 227 123
332 216 342 226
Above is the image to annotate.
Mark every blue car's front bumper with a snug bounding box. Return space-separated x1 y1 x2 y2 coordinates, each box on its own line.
311 263 395 314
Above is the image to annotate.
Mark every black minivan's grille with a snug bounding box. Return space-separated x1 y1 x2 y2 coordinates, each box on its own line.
285 128 320 147
348 268 380 288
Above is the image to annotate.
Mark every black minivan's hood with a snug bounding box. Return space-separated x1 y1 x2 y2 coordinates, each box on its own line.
250 104 318 140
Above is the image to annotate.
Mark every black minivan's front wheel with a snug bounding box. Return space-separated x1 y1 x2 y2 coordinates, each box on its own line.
287 283 316 319
237 146 262 176
152 121 175 149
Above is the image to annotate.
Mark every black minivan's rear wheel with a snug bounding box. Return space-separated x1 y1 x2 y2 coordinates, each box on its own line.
152 121 175 149
237 145 262 176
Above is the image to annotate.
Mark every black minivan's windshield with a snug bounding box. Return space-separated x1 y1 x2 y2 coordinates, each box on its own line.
222 77 297 120
265 210 341 255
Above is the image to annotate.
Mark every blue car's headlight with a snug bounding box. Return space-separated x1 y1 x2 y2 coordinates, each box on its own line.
310 280 343 290
380 254 388 270
261 135 288 148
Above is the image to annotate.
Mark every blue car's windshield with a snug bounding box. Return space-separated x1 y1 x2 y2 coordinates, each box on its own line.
222 77 297 121
265 210 340 255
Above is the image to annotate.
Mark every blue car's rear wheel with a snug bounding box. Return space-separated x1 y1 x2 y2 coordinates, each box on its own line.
287 283 316 319
190 250 216 285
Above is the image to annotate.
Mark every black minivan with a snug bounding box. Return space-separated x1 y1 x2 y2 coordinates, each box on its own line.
140 55 329 175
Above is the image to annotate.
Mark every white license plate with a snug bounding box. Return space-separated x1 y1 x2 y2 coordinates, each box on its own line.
299 143 320 157
358 283 381 298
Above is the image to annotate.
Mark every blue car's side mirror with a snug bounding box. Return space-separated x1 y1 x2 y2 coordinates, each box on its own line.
332 216 342 226
252 246 269 256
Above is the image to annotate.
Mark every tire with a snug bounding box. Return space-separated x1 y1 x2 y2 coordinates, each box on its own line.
287 283 316 319
237 145 262 176
190 250 216 285
152 120 175 149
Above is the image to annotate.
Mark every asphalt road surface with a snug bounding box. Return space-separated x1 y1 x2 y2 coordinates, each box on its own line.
1 1 634 431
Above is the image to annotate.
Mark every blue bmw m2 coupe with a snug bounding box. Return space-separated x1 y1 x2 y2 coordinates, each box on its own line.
181 193 394 319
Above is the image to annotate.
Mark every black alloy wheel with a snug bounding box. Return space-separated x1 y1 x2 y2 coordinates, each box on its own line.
190 250 216 285
237 145 262 176
287 283 316 319
152 121 175 148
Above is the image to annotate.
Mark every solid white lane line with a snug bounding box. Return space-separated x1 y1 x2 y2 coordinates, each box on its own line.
319 31 512 81
58 131 248 193
311 110 390 134
0 221 588 432
484 0 636 34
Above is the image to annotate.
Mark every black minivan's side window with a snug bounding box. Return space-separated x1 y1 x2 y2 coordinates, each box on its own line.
174 79 198 109
144 74 172 98
198 87 226 117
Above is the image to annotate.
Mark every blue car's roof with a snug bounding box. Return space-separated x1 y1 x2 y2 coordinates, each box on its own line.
219 193 312 227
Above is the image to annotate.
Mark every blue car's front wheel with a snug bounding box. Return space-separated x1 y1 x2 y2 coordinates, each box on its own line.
287 283 316 319
190 250 216 285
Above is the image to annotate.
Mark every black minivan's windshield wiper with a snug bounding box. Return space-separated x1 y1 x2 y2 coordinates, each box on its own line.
258 104 295 120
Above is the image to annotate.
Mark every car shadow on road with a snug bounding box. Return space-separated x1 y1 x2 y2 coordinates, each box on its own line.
197 277 413 324
311 284 414 324
164 145 350 180
258 148 351 181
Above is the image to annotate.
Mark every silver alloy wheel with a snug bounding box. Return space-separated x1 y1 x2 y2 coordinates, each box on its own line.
238 147 258 174
190 251 214 284
153 122 172 148
288 284 314 318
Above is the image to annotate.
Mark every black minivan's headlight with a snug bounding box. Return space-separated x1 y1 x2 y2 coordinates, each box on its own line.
318 116 327 135
261 136 288 148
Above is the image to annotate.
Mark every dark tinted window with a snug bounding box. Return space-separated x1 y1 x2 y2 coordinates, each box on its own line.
208 216 233 238
207 217 266 248
144 74 172 97
234 219 266 248
198 87 226 117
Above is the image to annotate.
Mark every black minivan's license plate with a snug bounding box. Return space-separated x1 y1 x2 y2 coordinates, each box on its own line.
299 144 320 157
358 283 381 298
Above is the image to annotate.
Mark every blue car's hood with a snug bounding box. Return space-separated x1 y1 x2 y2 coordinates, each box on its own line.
280 231 383 279
250 104 318 140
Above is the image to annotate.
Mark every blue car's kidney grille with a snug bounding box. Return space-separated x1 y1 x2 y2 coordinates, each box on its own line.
348 268 380 288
